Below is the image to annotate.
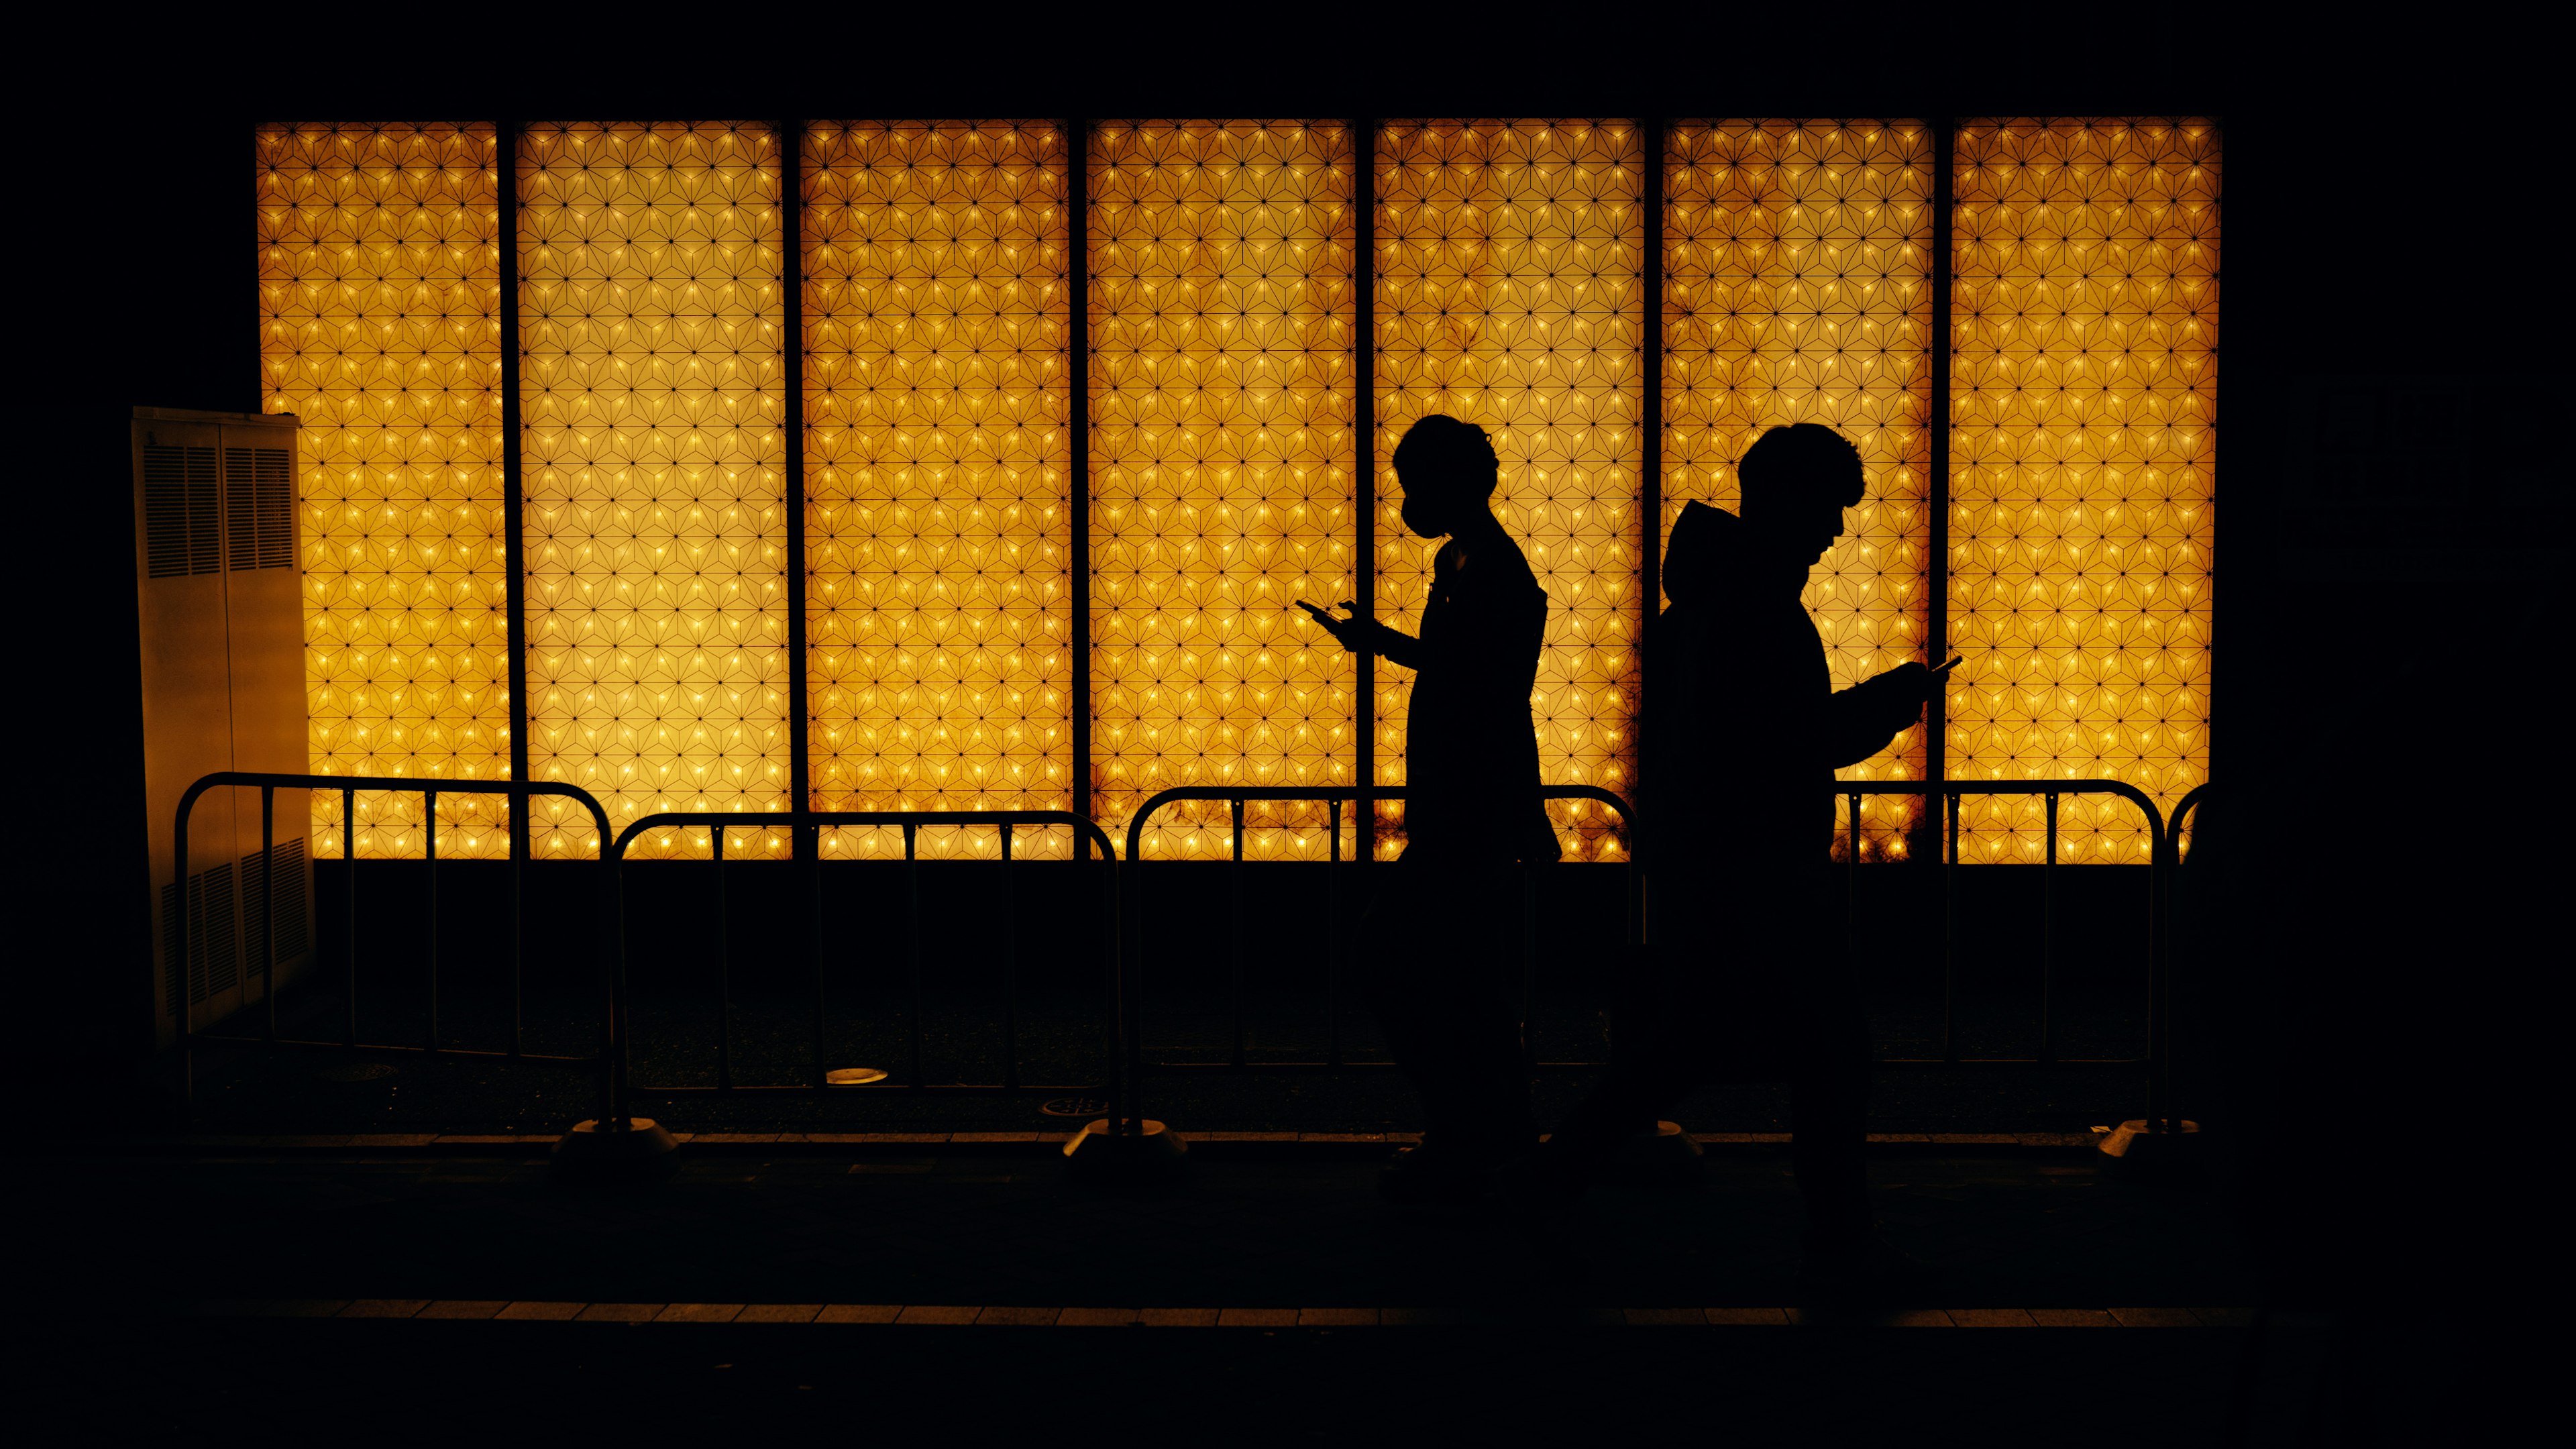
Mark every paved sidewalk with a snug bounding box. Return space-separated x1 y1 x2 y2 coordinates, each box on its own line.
34 1148 2255 1442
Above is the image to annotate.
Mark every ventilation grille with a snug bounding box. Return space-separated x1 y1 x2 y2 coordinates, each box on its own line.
225 447 294 570
162 861 239 1014
241 837 310 960
143 444 221 578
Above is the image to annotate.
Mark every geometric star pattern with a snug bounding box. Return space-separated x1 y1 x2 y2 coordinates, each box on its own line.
1664 119 1935 861
259 119 2215 869
804 121 1076 860
1090 121 1358 861
1949 118 2217 863
1376 119 1645 861
518 122 792 860
259 122 510 859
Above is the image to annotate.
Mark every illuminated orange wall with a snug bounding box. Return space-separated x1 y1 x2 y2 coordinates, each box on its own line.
262 118 2214 863
1378 120 1645 861
1950 119 2217 861
805 121 1076 861
258 123 509 859
1664 119 1933 861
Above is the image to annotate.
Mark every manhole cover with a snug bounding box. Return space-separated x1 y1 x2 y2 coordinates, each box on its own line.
1040 1097 1108 1118
317 1061 396 1083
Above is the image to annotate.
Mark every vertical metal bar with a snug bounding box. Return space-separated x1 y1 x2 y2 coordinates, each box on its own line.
508 787 523 1058
1919 116 1955 868
1638 117 1664 847
260 786 276 1044
2147 800 2170 1132
714 823 733 1091
905 820 924 1087
1845 792 1864 965
1067 119 1091 828
1521 865 1540 1067
810 816 827 1090
782 119 812 842
343 786 357 1048
1942 788 1960 1065
1001 822 1020 1092
1352 120 1377 867
424 789 439 1053
500 119 531 867
1229 796 1246 1069
172 791 192 1118
1326 796 1343 1067
2041 789 2059 1065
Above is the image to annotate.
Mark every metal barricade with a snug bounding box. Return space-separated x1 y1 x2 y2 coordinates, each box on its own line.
170 772 618 1124
602 811 1123 1130
1117 786 1641 1082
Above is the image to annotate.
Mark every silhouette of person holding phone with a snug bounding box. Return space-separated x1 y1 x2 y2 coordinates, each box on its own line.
1531 423 1943 1291
1301 415 1560 1204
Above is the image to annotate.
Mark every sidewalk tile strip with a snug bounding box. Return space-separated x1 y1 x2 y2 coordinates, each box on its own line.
1928 1134 2019 1146
1623 1308 1707 1326
2190 1307 2255 1327
337 1299 429 1319
689 1134 779 1145
1192 1132 1298 1142
1057 1307 1142 1326
494 1301 583 1321
431 1136 524 1146
2108 1307 2200 1328
416 1301 508 1320
1689 1133 1790 1144
733 1305 823 1324
1870 1134 1933 1144
260 1300 352 1318
1297 1309 1379 1327
264 1135 354 1148
2027 1309 2119 1327
1883 1310 1957 1327
1704 1308 1793 1326
1947 1308 2039 1328
1218 1308 1299 1328
853 1133 950 1144
951 1133 1040 1144
975 1307 1061 1326
894 1305 978 1326
347 1134 440 1148
815 1304 901 1324
574 1303 663 1323
655 1304 745 1324
1297 1133 1386 1143
1138 1307 1220 1327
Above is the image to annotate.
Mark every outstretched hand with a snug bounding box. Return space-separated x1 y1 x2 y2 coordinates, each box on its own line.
1297 598 1372 653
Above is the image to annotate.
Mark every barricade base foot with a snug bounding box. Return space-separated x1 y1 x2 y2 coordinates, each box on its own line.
551 1118 681 1181
1613 1120 1706 1186
1062 1118 1188 1177
2094 1119 2203 1180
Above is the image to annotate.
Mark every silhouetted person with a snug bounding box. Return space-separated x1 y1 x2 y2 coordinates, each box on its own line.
1532 423 1939 1289
1302 415 1559 1203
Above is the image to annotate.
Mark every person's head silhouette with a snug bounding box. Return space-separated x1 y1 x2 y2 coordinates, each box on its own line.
1738 422 1864 566
1393 415 1501 539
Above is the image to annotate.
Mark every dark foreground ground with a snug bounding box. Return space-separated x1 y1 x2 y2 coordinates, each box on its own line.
23 1137 2342 1443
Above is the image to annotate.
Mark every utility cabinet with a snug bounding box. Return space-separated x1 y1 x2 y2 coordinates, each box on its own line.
133 407 313 1049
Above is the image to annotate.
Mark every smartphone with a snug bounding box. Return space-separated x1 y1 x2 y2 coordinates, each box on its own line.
1295 598 1342 625
1931 655 1965 674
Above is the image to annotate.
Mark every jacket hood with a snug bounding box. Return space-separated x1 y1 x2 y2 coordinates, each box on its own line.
1661 500 1743 608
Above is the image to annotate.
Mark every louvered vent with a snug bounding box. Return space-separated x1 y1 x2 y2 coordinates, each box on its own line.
225 447 295 570
162 862 240 1013
242 837 311 959
147 444 222 578
254 448 294 568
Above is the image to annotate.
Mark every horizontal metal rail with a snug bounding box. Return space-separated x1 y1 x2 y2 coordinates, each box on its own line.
169 773 616 1128
1118 786 1640 1082
602 811 1124 1130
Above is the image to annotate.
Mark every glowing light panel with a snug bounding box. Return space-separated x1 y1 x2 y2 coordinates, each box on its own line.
259 122 509 860
1950 119 2218 862
1090 121 1358 860
804 121 1075 860
519 122 791 859
1377 120 1644 860
1664 119 1933 860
